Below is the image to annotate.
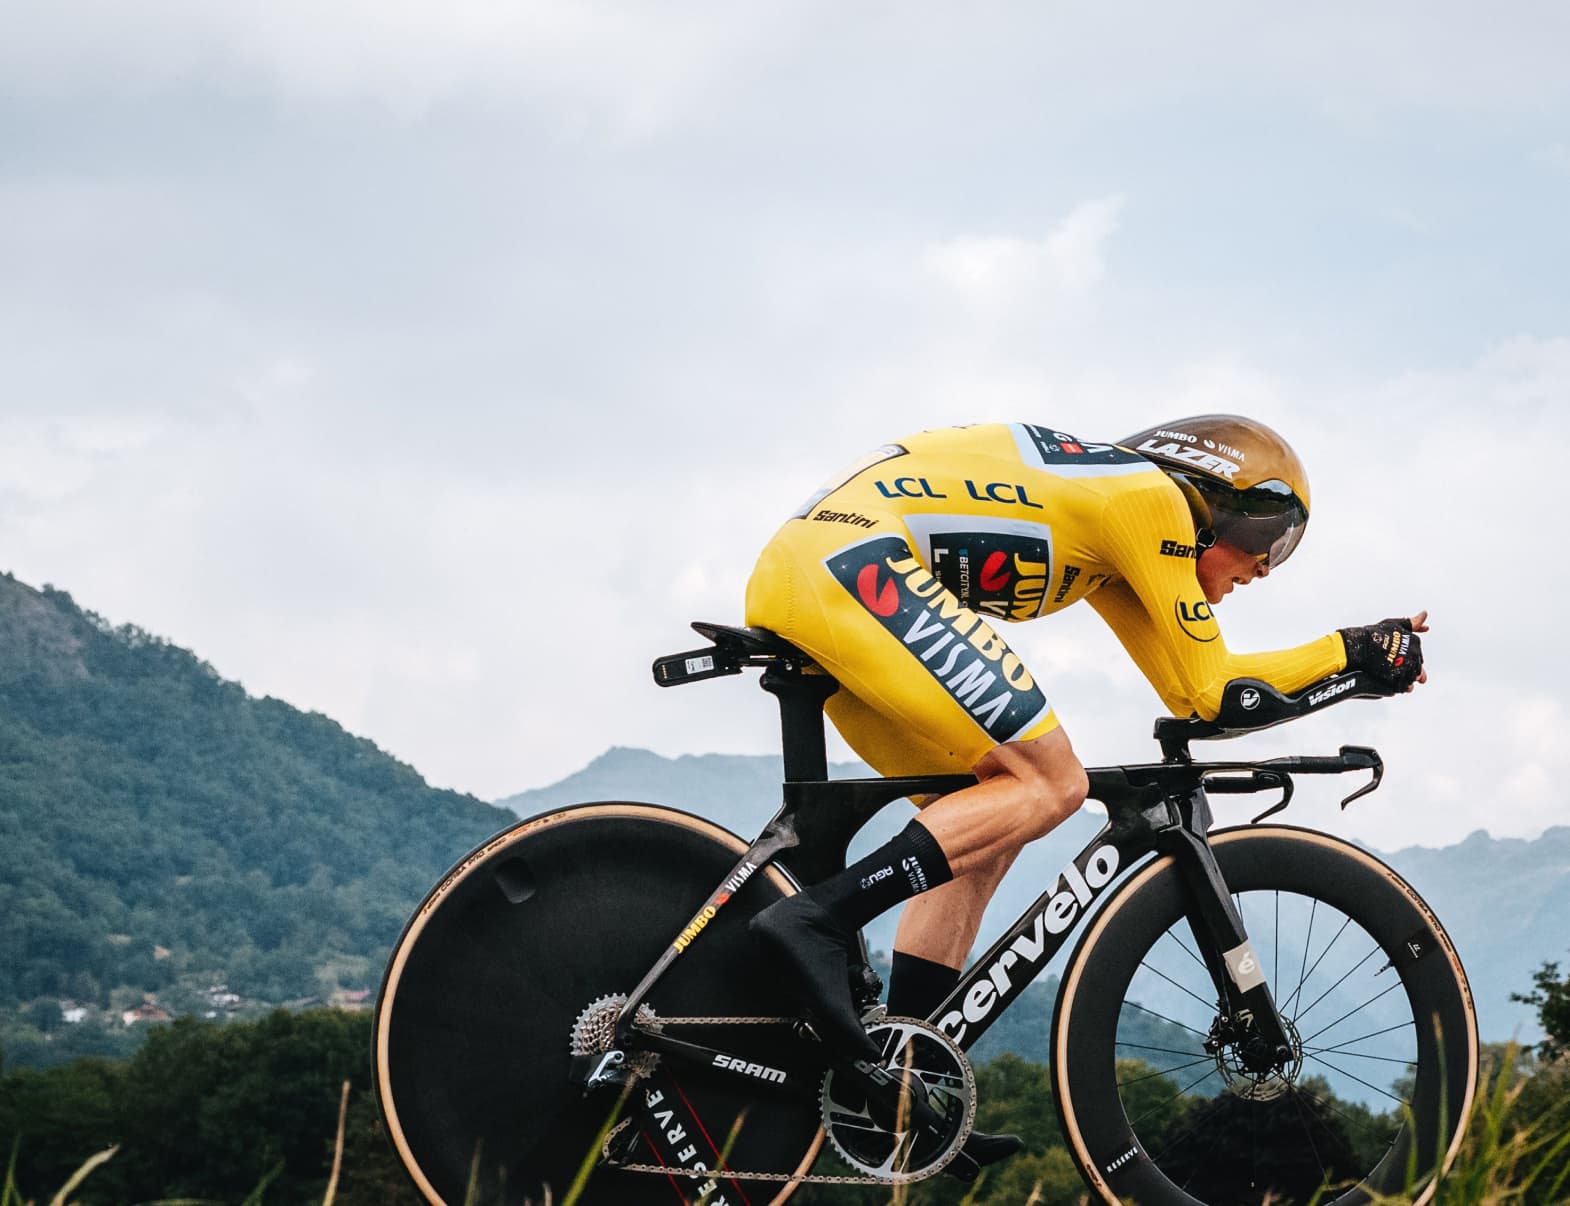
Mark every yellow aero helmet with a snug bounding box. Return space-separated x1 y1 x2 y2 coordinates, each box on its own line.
1121 414 1311 568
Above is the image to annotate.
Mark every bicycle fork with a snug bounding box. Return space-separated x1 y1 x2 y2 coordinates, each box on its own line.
1159 791 1295 1072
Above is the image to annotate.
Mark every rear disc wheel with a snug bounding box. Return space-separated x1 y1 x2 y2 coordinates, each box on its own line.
374 802 824 1205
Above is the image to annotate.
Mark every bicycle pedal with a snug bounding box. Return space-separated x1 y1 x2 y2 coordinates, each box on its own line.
944 1149 982 1184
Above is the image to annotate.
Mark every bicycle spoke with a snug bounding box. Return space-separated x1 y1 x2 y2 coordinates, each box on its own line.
1115 1040 1211 1061
1160 927 1211 976
1303 1050 1412 1108
1301 979 1405 1047
1301 1045 1416 1069
1292 1079 1402 1140
1139 1092 1230 1169
1292 896 1319 1020
1296 940 1382 1024
1285 1083 1334 1186
1121 998 1213 1040
1136 958 1220 1015
1285 914 1354 1019
1301 1019 1415 1057
1126 1064 1224 1133
1118 1056 1217 1091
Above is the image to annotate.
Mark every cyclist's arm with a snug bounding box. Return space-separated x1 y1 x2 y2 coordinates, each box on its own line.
1090 486 1346 720
1087 583 1345 718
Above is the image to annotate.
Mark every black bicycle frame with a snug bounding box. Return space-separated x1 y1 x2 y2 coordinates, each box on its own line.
610 652 1370 1078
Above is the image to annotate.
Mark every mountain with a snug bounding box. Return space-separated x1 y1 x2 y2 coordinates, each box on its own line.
0 573 513 1045
1377 826 1570 1043
502 748 1567 1044
499 746 876 831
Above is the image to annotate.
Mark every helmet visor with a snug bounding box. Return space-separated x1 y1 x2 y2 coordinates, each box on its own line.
1191 477 1308 568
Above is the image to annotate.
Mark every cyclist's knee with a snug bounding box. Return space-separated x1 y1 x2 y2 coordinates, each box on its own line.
974 732 1089 841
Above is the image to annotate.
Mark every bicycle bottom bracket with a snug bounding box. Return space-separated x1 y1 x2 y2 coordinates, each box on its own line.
820 1017 976 1182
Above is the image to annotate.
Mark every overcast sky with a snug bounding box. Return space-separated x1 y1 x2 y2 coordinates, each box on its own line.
3 2 1567 850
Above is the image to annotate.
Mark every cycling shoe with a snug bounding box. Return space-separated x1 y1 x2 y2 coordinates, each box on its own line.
944 1130 1024 1183
965 1130 1023 1166
749 895 879 1064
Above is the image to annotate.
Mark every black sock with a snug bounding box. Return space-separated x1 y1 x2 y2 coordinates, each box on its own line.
887 951 962 1019
807 820 954 934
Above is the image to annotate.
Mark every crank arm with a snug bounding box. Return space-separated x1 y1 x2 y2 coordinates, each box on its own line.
830 1055 953 1144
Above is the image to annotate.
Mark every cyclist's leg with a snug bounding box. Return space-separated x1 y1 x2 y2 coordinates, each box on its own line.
745 522 1087 1015
894 730 1090 968
822 688 1088 974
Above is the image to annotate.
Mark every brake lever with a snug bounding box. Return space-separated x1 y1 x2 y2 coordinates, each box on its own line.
1204 769 1297 823
1250 773 1295 823
1339 746 1384 809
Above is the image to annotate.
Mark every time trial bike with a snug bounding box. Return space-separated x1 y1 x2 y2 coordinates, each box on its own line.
374 621 1477 1205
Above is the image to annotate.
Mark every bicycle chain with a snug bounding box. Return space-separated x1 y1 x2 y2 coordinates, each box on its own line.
601 1116 903 1186
599 1014 965 1187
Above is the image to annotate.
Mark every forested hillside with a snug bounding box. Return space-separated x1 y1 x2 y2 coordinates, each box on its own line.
0 573 511 1062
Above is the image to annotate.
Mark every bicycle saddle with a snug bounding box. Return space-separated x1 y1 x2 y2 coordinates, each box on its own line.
654 623 819 687
689 622 804 660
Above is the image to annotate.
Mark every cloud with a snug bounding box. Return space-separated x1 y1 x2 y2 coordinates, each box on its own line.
923 197 1126 306
9 2 1569 141
0 0 811 133
2 0 1567 848
1539 143 1570 175
0 417 165 504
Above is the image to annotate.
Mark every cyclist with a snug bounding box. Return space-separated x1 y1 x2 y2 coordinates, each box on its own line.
745 416 1426 1167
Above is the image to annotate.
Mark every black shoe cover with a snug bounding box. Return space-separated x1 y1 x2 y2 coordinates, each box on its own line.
749 895 879 1063
964 1130 1023 1167
944 1130 1024 1183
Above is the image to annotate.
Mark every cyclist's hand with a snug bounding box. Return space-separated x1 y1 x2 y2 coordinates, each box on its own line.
1339 613 1427 692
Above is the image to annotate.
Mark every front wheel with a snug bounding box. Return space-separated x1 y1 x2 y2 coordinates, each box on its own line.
1053 825 1478 1206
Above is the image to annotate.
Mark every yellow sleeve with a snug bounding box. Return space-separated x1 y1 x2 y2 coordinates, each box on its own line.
1088 485 1347 720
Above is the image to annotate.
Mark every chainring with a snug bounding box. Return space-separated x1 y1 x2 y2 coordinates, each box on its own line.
820 1016 976 1182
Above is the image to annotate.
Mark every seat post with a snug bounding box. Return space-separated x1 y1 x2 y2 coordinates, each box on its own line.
759 664 839 782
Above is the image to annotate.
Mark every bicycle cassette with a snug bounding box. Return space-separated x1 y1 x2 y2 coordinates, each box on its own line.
820 1016 976 1182
569 993 661 1085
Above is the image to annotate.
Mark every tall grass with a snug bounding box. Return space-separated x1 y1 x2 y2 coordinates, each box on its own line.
10 1051 1570 1206
1357 1044 1570 1206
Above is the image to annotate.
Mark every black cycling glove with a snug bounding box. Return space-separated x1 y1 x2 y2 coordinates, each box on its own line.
1338 618 1423 691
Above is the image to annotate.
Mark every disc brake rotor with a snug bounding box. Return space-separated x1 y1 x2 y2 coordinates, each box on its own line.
1210 1013 1305 1101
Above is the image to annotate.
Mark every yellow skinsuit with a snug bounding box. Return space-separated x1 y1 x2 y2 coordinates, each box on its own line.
744 423 1345 775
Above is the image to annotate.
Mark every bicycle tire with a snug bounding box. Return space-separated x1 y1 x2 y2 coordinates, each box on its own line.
1053 825 1477 1206
374 802 825 1206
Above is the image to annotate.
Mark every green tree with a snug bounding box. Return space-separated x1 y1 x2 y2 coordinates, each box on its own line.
1512 960 1570 1060
1500 965 1570 1205
1151 1076 1367 1205
111 1010 369 1203
0 572 512 1061
0 1056 124 1199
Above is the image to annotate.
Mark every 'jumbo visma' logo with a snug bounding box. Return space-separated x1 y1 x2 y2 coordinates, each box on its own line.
856 564 899 616
827 536 1052 740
